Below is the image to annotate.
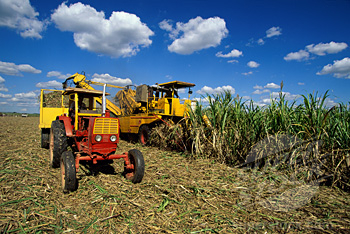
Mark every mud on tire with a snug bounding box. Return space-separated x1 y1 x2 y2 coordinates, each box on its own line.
50 120 68 168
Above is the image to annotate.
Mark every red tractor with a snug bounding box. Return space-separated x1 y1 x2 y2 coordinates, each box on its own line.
49 87 144 193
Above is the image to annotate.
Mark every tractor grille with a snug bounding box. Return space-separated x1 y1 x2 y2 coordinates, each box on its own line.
93 118 119 134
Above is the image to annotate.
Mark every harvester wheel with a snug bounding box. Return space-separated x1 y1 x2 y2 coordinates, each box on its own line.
60 151 77 193
124 149 145 183
138 125 150 145
50 120 68 168
41 128 50 149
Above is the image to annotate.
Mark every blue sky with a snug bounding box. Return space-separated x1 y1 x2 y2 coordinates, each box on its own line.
0 0 350 113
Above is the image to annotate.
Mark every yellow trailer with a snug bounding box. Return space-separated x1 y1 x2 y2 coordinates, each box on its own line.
39 89 69 148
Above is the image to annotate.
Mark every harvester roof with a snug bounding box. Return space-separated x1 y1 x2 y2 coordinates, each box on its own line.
158 81 195 89
63 87 110 97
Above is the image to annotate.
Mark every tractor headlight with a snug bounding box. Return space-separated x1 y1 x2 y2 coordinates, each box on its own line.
110 135 117 142
95 135 102 142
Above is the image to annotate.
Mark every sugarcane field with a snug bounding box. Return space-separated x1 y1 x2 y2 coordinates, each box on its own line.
1 1 350 233
1 89 350 233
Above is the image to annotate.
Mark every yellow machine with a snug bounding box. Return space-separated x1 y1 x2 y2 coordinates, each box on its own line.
40 72 195 146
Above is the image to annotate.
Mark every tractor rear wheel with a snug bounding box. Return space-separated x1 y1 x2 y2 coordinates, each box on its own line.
50 120 68 168
60 151 77 193
138 125 150 145
124 149 145 183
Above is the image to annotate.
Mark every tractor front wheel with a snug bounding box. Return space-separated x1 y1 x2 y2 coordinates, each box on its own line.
60 151 77 193
124 149 145 184
50 120 68 168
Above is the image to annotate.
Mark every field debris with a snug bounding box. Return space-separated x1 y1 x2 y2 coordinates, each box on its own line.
0 117 349 233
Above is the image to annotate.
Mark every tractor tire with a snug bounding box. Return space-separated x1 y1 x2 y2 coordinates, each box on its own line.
138 125 150 145
124 149 145 184
50 120 68 168
41 128 50 149
60 151 77 193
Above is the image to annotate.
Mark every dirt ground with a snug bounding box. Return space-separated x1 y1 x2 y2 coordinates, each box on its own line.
0 117 349 233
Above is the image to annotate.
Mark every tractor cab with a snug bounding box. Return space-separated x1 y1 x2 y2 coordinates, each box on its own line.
63 87 108 130
157 81 195 116
158 81 195 99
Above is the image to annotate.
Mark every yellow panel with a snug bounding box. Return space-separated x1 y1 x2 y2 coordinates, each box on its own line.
39 107 68 128
119 116 130 133
172 98 185 116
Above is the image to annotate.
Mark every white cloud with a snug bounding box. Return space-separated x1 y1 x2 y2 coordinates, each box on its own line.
159 19 173 32
266 26 282 38
252 89 270 95
36 80 62 89
17 102 39 107
257 38 265 45
216 49 242 58
15 91 36 98
51 2 154 58
0 76 6 92
47 71 71 79
0 102 8 105
252 26 282 47
165 75 173 80
9 91 39 102
316 57 350 79
298 82 305 86
306 41 348 56
92 73 132 86
0 0 47 39
247 61 260 68
271 91 300 100
192 97 209 103
0 93 12 98
0 61 41 76
254 91 300 107
324 98 338 108
284 41 348 62
160 16 228 55
178 88 186 94
253 85 263 89
284 50 309 61
264 82 280 89
20 108 27 112
261 98 272 104
242 71 253 76
227 60 239 64
196 85 235 95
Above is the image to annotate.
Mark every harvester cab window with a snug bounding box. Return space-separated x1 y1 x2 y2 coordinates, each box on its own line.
174 88 179 98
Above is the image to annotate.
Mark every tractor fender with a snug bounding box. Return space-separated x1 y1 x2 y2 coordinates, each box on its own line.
58 116 73 137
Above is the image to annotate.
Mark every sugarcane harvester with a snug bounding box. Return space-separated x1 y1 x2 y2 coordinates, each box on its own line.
60 72 195 145
40 85 145 193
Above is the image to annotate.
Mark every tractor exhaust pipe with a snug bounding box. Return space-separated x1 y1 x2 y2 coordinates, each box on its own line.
102 84 106 117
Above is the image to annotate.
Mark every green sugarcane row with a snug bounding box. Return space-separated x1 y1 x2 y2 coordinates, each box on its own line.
182 90 350 190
